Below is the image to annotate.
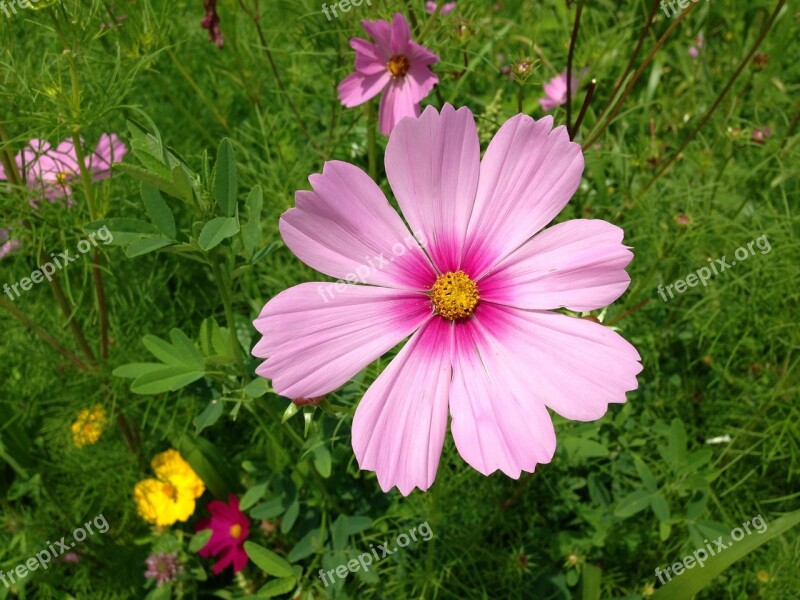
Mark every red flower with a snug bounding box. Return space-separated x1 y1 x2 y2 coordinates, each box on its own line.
194 494 250 574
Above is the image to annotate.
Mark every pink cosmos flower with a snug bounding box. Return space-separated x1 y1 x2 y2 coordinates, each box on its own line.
194 495 250 574
540 70 579 111
426 1 456 14
0 135 127 207
338 13 440 136
0 228 21 260
252 104 643 495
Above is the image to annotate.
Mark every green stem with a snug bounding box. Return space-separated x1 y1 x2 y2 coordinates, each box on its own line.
0 296 89 372
582 2 697 150
367 101 377 181
640 0 786 193
211 255 246 378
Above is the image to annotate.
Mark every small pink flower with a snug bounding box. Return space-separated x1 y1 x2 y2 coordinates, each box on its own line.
539 70 579 112
425 1 456 14
695 33 705 49
201 0 224 49
688 46 699 58
253 105 642 495
0 228 21 260
145 551 183 586
194 495 251 574
0 136 127 208
751 126 772 145
338 13 440 136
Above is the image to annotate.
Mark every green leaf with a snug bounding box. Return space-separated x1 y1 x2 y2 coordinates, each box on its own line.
562 437 609 459
668 418 688 464
194 400 223 435
244 541 293 578
142 334 186 366
313 445 332 478
281 499 300 534
84 218 160 246
288 528 325 562
251 240 282 265
116 162 181 198
214 139 238 217
188 528 212 553
615 490 652 518
250 497 285 520
169 329 205 369
650 494 670 522
580 562 602 600
130 365 205 394
332 515 372 550
239 482 268 511
125 236 175 258
634 456 658 492
244 378 271 398
256 576 296 598
112 362 164 379
141 183 176 238
198 217 239 251
242 185 263 259
652 510 800 599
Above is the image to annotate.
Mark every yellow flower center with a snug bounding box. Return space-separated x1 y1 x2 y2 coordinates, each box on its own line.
387 55 410 78
430 270 479 320
55 171 69 185
162 483 177 500
229 524 242 538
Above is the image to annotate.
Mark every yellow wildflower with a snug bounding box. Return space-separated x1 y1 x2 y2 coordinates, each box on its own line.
71 405 107 448
134 449 205 526
151 449 206 500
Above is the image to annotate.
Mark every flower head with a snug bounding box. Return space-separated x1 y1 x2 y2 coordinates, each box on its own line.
752 126 772 145
0 135 127 208
194 494 251 574
134 450 205 526
253 104 642 495
71 405 107 448
0 228 21 260
539 70 579 111
425 1 456 14
145 551 184 586
338 13 440 135
201 0 224 49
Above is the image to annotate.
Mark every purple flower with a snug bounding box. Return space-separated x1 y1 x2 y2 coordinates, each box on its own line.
539 70 579 112
0 135 127 208
425 1 456 14
145 551 184 586
338 13 440 136
751 126 772 145
0 228 21 260
201 0 224 49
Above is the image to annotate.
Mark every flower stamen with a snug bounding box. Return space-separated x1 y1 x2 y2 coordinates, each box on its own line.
430 270 479 320
387 55 410 78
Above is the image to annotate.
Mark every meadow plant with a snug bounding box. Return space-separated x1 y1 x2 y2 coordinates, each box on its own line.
1 0 798 598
